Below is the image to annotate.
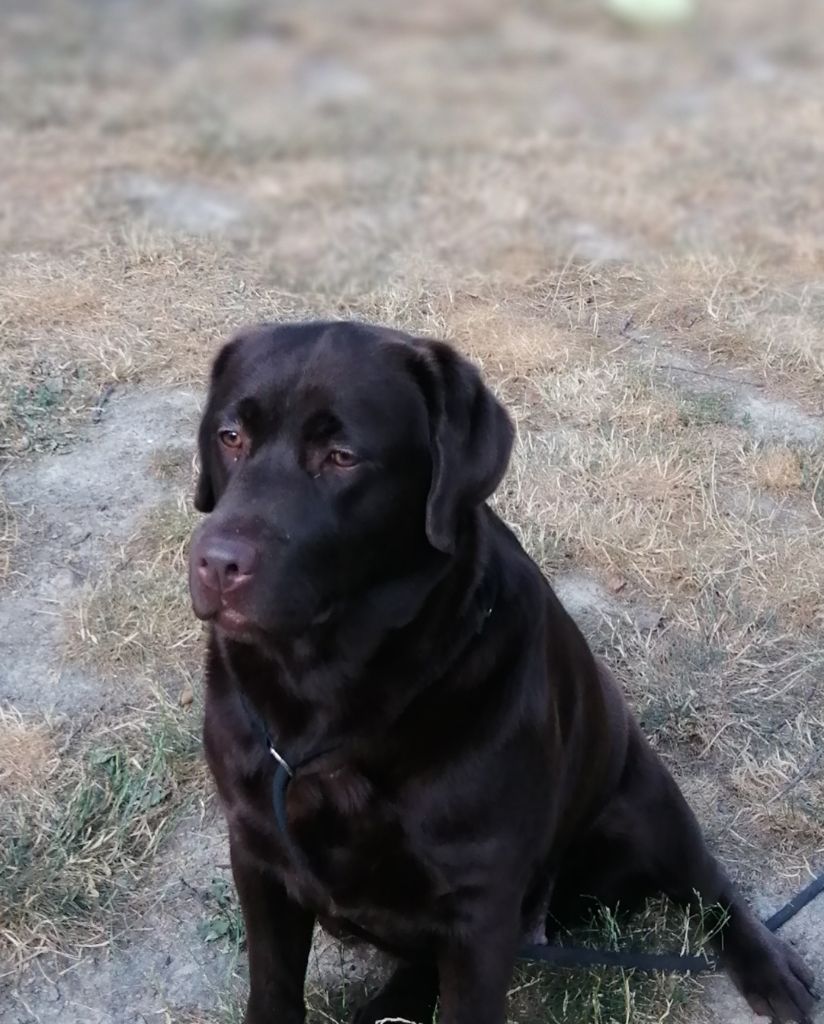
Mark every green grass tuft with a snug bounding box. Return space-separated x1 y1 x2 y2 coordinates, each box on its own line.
0 698 202 961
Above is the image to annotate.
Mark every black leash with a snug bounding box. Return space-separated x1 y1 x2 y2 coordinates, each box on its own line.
525 866 824 974
517 943 714 974
764 871 824 933
518 865 824 975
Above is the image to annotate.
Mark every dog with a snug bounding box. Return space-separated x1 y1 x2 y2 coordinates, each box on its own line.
188 321 816 1024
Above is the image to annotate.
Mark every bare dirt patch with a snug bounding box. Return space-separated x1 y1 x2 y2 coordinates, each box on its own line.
1 388 199 714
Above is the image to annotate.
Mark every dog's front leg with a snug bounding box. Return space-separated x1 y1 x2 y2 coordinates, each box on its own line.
436 910 520 1024
230 838 315 1024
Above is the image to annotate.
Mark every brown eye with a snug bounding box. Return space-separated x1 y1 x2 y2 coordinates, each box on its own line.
219 428 242 450
326 448 358 469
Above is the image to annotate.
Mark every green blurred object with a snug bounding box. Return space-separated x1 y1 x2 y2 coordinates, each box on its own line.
605 0 695 26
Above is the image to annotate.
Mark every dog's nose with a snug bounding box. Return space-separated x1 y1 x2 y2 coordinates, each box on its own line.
196 536 258 595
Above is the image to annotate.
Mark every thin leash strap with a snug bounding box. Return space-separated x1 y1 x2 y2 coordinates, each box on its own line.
518 943 715 974
764 870 824 933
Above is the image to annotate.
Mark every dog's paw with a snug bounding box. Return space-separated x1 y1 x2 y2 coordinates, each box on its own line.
728 935 818 1024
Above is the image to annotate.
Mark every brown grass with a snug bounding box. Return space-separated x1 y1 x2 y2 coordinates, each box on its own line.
588 257 824 402
753 445 805 491
0 489 15 580
0 708 59 797
494 353 824 619
63 495 202 684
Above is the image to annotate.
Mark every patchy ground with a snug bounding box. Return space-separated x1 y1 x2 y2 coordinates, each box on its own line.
1 1 823 1022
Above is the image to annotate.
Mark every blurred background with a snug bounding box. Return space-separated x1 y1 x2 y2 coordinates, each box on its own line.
4 0 824 294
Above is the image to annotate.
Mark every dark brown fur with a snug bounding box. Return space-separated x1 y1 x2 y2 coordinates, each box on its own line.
189 321 816 1024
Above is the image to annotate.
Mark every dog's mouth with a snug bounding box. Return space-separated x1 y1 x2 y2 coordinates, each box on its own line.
189 589 259 640
214 604 258 639
195 596 336 642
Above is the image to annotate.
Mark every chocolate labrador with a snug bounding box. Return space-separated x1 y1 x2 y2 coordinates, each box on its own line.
188 321 816 1024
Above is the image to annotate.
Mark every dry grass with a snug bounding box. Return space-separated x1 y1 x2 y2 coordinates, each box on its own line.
752 445 805 491
0 488 15 580
149 443 199 484
0 707 59 798
493 351 824 624
63 495 202 684
0 239 272 390
600 609 824 881
606 257 824 399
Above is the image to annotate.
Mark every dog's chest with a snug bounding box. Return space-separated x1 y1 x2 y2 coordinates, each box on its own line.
223 754 448 926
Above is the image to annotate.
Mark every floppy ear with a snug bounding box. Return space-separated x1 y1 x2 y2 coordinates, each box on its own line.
414 340 514 554
193 416 215 513
193 339 237 513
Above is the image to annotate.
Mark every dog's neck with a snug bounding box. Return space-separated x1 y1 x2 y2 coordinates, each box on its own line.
213 512 495 758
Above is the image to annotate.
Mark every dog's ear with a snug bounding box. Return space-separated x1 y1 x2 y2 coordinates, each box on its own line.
193 416 215 513
193 339 237 513
412 340 514 554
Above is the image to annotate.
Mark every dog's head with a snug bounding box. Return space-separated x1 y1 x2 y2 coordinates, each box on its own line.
188 321 513 640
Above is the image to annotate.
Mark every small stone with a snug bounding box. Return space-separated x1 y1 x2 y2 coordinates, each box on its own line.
179 684 194 708
607 574 627 593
